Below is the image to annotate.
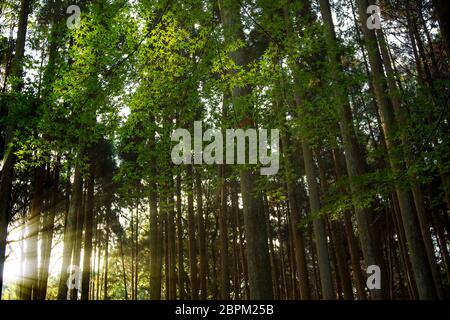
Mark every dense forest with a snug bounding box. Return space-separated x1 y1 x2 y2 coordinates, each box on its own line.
0 0 449 300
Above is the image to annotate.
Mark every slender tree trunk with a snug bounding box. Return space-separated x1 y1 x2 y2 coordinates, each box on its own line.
283 0 334 299
37 161 60 300
378 26 445 297
119 235 128 300
70 181 85 300
391 193 418 299
317 158 353 300
22 166 46 300
57 159 83 300
135 200 140 299
300 143 334 299
356 0 436 299
103 202 110 300
276 206 287 299
343 210 367 300
0 0 32 296
263 195 279 299
196 170 208 299
332 149 367 299
321 154 355 300
308 224 321 299
186 164 199 299
231 202 241 299
175 175 185 299
218 0 273 299
131 203 135 300
218 165 230 299
95 229 101 300
231 180 250 299
149 119 161 299
167 179 176 300
149 180 161 299
81 166 95 300
319 0 386 299
281 136 311 300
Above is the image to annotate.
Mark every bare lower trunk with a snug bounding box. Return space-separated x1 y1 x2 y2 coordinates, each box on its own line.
22 166 46 300
196 170 208 299
81 168 95 300
187 165 199 299
37 162 60 300
57 159 83 300
176 175 185 299
218 165 230 299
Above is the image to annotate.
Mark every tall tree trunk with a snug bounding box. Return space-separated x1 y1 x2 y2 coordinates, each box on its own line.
356 0 436 299
167 179 176 300
231 180 250 299
263 195 279 299
286 180 311 300
318 0 386 299
37 161 60 300
332 149 367 299
186 164 199 299
300 143 334 299
70 180 85 300
103 202 110 300
148 180 160 299
391 193 418 299
22 166 46 299
318 154 353 300
281 134 311 299
175 175 185 299
57 158 83 300
119 235 128 300
196 170 208 299
131 202 135 300
382 21 446 297
95 228 102 300
149 118 161 300
283 0 334 299
218 164 230 299
81 165 95 300
135 201 140 299
0 0 32 296
218 0 273 299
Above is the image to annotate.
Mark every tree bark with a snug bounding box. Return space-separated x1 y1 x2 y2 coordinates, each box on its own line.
319 0 386 299
22 166 46 299
0 0 32 296
432 0 450 57
196 170 208 299
57 158 83 300
186 164 199 299
218 164 230 299
81 165 95 300
175 175 185 299
37 161 60 300
356 0 436 299
218 0 273 299
149 154 161 299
